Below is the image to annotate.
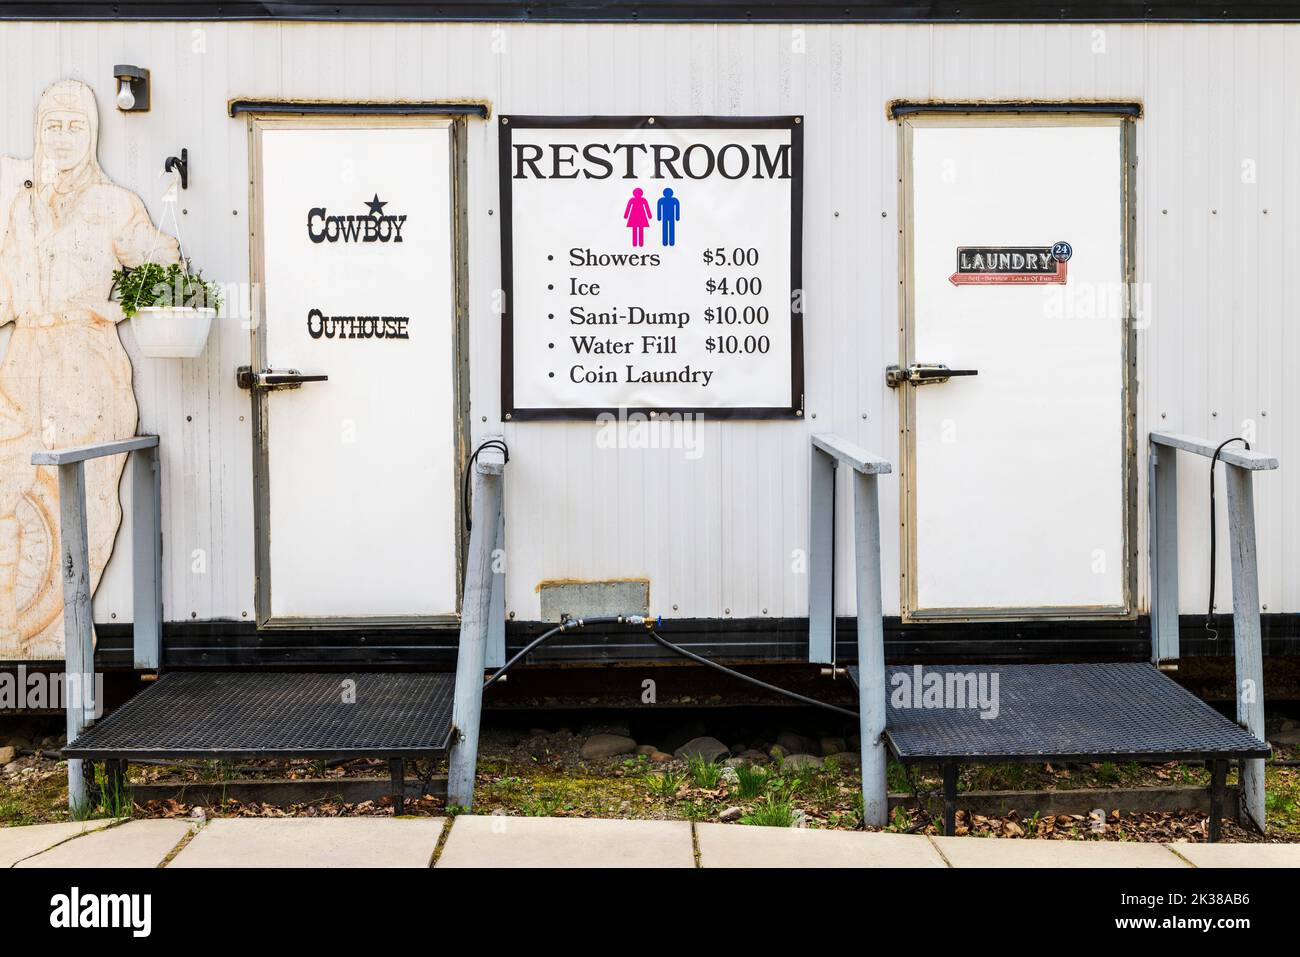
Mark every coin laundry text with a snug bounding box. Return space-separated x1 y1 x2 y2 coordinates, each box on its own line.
570 364 714 388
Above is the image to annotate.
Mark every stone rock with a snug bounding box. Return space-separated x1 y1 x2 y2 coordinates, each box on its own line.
661 722 707 754
738 749 769 764
820 736 847 756
2 761 19 775
580 733 637 759
635 745 660 756
784 753 823 771
1270 728 1300 746
827 751 860 768
768 744 787 760
720 766 739 785
719 806 743 822
649 751 671 762
776 731 818 755
673 736 729 762
0 746 15 765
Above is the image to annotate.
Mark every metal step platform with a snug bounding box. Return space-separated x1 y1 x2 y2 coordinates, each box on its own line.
848 662 1270 840
63 672 456 813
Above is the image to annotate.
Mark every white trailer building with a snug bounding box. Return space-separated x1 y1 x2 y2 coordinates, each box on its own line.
0 3 1294 672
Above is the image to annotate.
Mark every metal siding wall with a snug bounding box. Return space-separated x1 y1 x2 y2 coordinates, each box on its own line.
0 21 1294 625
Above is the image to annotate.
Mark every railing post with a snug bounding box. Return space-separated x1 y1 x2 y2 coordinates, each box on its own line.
853 467 888 827
1224 463 1266 832
810 434 891 827
1148 440 1179 663
808 445 835 664
485 475 507 670
131 445 163 670
56 461 95 813
447 445 505 810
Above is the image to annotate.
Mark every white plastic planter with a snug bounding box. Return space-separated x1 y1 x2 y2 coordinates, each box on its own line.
129 306 217 359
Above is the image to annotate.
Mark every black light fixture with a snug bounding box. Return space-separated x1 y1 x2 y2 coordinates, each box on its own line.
113 65 150 112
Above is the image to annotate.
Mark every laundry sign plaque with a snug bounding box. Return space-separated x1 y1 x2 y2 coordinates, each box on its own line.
500 116 804 419
949 241 1072 285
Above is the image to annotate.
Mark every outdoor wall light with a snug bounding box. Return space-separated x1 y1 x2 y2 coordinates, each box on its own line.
113 65 150 112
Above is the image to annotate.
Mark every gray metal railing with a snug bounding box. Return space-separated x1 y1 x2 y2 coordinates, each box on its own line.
32 435 162 811
446 440 506 809
808 433 892 827
1148 430 1278 832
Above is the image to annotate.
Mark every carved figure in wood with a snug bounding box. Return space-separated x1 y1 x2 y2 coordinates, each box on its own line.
0 79 178 658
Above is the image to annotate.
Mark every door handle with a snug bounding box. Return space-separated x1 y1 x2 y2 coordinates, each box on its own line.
885 363 978 388
237 366 329 392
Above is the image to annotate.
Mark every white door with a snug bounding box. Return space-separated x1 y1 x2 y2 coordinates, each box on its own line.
900 116 1132 620
251 119 460 626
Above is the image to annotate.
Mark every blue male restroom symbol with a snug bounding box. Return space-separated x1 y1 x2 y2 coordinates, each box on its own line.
657 188 681 246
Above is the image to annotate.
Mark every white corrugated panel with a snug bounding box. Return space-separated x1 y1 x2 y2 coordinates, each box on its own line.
0 21 1293 625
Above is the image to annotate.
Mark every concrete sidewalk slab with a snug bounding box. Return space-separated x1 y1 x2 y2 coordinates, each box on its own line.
932 835 1188 868
697 823 946 867
1167 842 1300 868
169 817 445 868
16 820 191 868
437 815 694 868
0 819 117 868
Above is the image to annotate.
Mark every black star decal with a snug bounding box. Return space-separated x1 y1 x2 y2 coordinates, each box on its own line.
365 194 388 216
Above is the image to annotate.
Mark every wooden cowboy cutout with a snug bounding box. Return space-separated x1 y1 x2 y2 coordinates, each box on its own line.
0 79 178 659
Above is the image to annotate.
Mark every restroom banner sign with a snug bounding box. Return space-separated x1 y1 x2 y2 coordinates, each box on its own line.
499 116 804 419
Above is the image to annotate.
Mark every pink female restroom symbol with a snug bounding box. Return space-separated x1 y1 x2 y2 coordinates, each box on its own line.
623 187 652 247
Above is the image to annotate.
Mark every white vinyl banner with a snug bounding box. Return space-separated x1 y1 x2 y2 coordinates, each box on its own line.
258 123 458 621
501 118 802 417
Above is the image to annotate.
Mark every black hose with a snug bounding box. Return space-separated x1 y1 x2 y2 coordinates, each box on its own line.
478 612 860 720
647 630 859 720
463 438 509 533
1206 437 1250 640
482 615 643 692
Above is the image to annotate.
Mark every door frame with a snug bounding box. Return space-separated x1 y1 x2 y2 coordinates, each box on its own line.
245 112 471 630
895 108 1139 623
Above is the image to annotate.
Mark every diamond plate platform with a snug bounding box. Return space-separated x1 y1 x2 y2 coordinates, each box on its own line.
848 662 1269 763
63 672 456 761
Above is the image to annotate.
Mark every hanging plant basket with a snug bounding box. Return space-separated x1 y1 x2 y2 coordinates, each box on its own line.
112 261 223 360
129 305 218 359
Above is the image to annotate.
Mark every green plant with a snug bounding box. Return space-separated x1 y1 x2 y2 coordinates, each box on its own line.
645 769 685 799
0 797 33 827
1096 762 1121 786
520 791 565 817
740 794 796 828
93 764 133 818
112 262 222 318
688 757 723 789
885 804 912 832
198 759 238 782
733 763 768 799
